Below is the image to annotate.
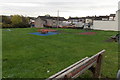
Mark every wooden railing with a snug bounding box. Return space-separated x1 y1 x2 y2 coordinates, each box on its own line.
46 50 105 80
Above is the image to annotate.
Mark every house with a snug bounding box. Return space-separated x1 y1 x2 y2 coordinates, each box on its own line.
53 17 67 27
68 16 95 24
35 15 66 28
35 15 55 28
85 16 95 24
68 17 85 23
109 14 116 21
101 16 109 21
67 17 86 28
93 15 109 21
30 19 35 28
45 16 66 28
29 17 36 28
35 16 46 28
68 16 95 28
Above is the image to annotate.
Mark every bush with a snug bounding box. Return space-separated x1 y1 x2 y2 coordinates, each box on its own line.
12 22 30 28
2 15 31 28
2 23 12 28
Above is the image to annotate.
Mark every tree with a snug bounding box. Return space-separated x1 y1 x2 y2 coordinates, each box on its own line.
45 14 50 17
21 16 29 24
11 15 30 28
11 15 23 27
21 16 30 28
2 15 12 24
2 15 12 28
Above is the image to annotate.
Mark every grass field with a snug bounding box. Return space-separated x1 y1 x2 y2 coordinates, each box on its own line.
2 28 118 78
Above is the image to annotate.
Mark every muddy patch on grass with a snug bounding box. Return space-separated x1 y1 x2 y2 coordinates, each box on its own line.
105 38 116 42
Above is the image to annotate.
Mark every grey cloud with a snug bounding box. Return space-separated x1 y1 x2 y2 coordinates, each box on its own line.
0 0 118 18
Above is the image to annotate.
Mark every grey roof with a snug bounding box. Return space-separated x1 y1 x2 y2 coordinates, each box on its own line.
68 17 86 20
37 16 66 21
109 14 116 17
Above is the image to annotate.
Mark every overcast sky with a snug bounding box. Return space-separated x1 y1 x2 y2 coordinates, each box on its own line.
0 0 119 18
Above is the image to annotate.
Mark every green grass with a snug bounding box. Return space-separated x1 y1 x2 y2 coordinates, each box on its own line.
2 28 118 78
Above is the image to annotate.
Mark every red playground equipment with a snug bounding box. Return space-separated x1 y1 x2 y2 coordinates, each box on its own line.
38 29 57 34
38 29 48 34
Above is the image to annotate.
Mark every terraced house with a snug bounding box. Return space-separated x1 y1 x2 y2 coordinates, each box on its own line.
35 15 66 28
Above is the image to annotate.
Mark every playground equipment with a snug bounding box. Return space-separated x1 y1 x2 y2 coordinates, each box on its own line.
46 50 105 80
38 29 48 34
38 29 57 34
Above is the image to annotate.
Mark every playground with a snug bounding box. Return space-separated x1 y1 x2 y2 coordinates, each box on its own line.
2 28 118 78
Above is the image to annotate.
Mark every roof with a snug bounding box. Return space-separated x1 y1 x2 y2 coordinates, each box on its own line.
109 14 116 17
94 17 102 20
37 16 52 20
86 16 95 19
52 17 67 21
28 17 36 20
94 16 109 20
36 16 66 21
68 17 86 20
99 16 109 18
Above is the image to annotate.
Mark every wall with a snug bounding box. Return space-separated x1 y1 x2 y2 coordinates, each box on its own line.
35 18 44 28
93 11 119 31
118 1 120 31
93 21 118 31
46 19 53 26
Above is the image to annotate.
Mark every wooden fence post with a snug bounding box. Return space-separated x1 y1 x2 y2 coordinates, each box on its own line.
94 54 103 78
